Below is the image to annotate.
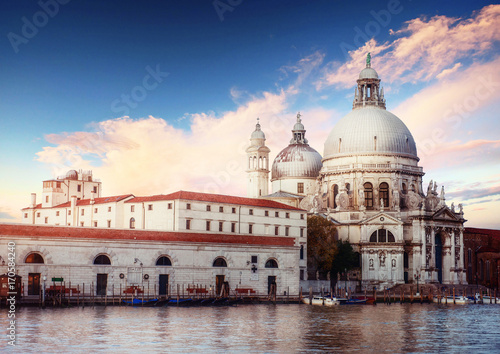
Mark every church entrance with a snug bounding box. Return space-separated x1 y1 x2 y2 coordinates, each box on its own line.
435 235 443 283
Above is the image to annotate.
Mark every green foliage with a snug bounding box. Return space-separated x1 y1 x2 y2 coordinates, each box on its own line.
307 215 338 279
330 240 358 285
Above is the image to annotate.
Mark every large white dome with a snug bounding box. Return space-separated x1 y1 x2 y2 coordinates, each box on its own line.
323 106 418 160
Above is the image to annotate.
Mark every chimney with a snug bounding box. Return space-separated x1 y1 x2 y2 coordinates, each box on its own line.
90 191 95 205
30 193 36 208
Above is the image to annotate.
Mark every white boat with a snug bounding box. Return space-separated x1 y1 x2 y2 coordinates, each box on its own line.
433 295 472 305
476 295 500 304
302 296 340 306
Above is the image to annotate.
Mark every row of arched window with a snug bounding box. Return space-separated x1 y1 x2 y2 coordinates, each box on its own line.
248 155 268 170
24 253 280 268
331 181 416 209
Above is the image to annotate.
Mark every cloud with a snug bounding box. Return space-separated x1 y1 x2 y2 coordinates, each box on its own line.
391 57 500 168
436 63 462 80
317 4 500 89
447 183 500 201
0 211 15 220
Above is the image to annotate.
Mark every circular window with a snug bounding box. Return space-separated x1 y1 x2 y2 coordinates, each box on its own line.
380 217 385 221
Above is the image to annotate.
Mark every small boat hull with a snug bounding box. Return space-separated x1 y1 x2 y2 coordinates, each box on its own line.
302 296 340 306
433 296 472 305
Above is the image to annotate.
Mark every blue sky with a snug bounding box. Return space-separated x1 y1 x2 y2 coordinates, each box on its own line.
1 0 499 228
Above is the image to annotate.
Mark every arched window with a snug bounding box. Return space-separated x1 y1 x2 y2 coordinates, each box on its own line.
156 256 172 266
364 182 373 209
369 230 395 243
333 184 339 208
130 217 135 229
479 259 484 280
300 245 304 260
25 253 44 264
402 183 407 194
213 257 227 267
379 182 389 208
94 254 111 265
265 259 278 268
345 183 350 192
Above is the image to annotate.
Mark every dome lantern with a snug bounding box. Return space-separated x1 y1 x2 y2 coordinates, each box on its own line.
353 53 386 110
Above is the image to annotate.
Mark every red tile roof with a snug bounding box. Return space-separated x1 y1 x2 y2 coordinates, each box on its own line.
465 227 500 240
125 190 304 211
0 224 295 247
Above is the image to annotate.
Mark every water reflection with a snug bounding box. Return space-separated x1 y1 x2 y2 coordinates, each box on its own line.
1 304 499 352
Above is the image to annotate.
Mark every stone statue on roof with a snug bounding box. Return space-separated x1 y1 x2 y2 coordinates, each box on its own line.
366 52 371 67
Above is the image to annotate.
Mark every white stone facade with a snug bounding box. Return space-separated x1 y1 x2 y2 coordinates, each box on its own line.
250 56 466 290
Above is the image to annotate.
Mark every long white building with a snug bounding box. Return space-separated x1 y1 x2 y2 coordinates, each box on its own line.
10 173 307 297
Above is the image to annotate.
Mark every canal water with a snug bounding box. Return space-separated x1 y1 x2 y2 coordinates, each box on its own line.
1 303 499 352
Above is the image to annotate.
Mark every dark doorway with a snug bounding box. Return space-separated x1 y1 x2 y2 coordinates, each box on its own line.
96 274 108 296
159 274 169 296
28 273 40 295
216 275 225 296
435 234 443 283
404 252 409 284
268 276 277 295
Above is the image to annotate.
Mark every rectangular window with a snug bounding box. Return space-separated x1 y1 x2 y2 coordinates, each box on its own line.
219 222 223 232
187 203 191 210
297 182 304 194
148 204 153 211
300 214 304 220
131 205 135 212
107 220 111 228
265 210 269 216
206 221 211 231
80 222 84 227
285 226 289 236
232 207 236 213
251 255 258 264
300 269 304 281
168 203 172 209
206 205 211 212
249 224 253 234
94 221 98 227
186 219 191 230
93 186 97 193
249 209 253 215
24 213 28 218
77 185 81 192
300 228 304 237
56 211 60 216
44 217 48 224
56 182 61 188
275 211 279 217
45 196 49 203
37 212 40 218
275 226 279 235
81 209 85 216
94 208 98 213
108 207 111 212
231 222 236 233
286 212 290 219
219 206 223 212
68 210 71 216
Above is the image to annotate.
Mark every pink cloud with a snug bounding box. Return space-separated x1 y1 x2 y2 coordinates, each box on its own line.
317 4 500 89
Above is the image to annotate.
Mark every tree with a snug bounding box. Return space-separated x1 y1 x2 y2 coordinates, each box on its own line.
330 240 358 290
307 215 338 280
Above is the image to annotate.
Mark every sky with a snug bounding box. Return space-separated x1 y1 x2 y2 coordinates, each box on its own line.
0 0 499 228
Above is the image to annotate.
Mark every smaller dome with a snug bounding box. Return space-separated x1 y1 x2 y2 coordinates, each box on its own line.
250 119 265 140
271 145 322 180
293 121 304 131
359 67 379 80
251 128 265 140
66 170 78 180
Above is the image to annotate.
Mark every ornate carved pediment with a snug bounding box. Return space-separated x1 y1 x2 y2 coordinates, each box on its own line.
432 207 460 222
360 212 402 226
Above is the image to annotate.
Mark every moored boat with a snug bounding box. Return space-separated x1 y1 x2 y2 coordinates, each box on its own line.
302 296 340 306
433 295 472 305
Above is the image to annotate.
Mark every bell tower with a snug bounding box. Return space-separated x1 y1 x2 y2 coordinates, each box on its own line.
246 118 270 198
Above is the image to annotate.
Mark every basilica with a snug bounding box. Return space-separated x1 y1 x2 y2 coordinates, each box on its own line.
246 54 467 290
